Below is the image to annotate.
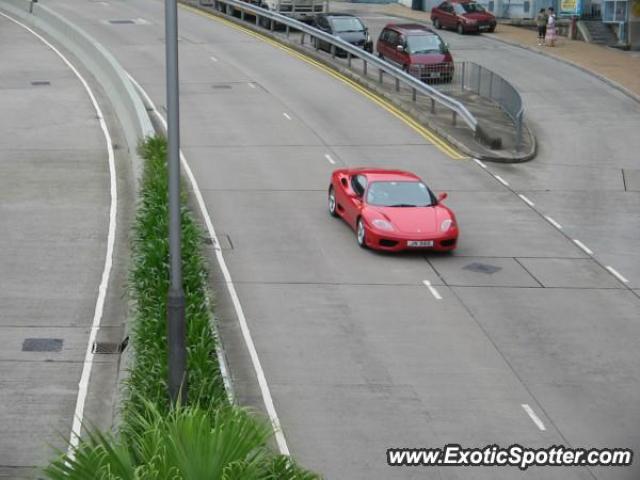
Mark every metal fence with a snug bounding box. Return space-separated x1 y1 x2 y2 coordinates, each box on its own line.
434 62 524 146
409 62 524 145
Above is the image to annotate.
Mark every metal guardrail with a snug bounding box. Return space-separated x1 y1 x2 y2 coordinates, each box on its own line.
421 62 524 146
197 0 479 133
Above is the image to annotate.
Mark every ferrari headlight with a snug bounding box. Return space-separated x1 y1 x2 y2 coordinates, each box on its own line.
372 219 394 231
440 219 455 231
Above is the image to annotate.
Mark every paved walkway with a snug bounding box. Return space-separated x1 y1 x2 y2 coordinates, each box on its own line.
376 3 640 99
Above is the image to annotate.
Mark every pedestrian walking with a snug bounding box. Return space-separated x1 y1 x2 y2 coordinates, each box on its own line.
545 7 558 47
536 8 547 45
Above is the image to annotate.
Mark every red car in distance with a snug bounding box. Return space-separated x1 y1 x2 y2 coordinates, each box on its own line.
376 23 454 83
431 1 497 34
328 168 459 252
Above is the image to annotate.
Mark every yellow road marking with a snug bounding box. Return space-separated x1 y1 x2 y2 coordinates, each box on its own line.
181 3 467 160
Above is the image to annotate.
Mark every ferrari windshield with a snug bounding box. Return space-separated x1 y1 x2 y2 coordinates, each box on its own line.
366 181 435 207
405 34 445 54
331 17 365 32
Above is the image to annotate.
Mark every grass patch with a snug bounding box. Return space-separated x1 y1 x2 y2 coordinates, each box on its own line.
44 136 319 479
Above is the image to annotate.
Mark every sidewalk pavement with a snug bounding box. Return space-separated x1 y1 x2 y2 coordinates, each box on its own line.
375 3 640 100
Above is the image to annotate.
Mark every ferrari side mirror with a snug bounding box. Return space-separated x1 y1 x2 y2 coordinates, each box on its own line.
437 192 448 202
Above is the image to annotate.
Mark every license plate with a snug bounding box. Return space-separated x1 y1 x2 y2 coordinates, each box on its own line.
479 25 489 30
428 72 441 78
407 240 434 247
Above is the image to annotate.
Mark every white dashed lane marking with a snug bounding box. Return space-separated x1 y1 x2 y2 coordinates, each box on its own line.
494 175 509 186
522 404 546 431
518 194 535 207
544 216 563 229
422 280 442 300
606 266 629 283
283 112 292 120
573 239 593 255
324 153 336 164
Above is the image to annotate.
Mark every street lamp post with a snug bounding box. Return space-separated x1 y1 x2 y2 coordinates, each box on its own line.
165 0 187 405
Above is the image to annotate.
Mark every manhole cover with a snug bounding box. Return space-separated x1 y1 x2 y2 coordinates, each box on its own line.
463 262 502 274
22 338 63 352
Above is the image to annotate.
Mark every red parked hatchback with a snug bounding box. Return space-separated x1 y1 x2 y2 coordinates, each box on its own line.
376 23 454 83
431 1 496 34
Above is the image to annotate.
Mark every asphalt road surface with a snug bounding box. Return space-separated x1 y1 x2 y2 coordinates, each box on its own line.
22 1 640 479
0 12 130 478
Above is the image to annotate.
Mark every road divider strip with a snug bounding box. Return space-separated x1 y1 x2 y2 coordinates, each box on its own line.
180 2 465 160
126 72 290 456
518 194 535 207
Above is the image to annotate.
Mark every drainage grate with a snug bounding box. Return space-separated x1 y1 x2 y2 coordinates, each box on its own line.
463 262 502 274
92 337 128 354
212 84 232 89
109 19 135 24
22 338 63 352
31 81 51 86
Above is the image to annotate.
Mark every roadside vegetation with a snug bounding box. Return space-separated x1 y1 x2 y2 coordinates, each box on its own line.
44 136 318 479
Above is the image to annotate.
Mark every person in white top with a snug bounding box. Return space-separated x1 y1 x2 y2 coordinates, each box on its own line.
545 7 558 47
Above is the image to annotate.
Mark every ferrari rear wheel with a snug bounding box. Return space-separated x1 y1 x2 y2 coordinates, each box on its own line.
328 187 338 217
356 218 367 248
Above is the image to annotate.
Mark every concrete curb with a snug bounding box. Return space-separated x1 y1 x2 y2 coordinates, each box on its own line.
183 1 535 162
0 0 155 192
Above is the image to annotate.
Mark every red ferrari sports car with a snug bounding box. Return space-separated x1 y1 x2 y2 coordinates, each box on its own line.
328 168 458 252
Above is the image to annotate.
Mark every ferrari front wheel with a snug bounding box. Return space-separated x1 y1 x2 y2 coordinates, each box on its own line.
328 187 338 217
356 218 367 248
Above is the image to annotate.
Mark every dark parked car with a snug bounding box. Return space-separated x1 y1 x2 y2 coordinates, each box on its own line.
312 13 373 55
376 23 453 83
431 1 496 34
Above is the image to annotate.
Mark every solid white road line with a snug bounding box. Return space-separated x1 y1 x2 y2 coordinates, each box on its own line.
473 158 487 169
422 280 442 300
283 112 292 120
494 175 509 186
0 12 117 459
127 73 290 456
606 266 629 284
248 82 256 89
544 216 563 230
522 404 546 431
324 153 336 164
518 194 535 207
210 55 218 62
573 239 593 255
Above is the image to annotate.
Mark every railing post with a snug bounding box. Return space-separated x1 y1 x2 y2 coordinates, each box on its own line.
286 24 290 38
255 13 259 25
331 44 336 58
461 62 465 92
301 32 304 45
477 65 482 95
379 69 383 83
431 98 435 114
347 52 351 67
363 60 367 77
516 111 523 150
412 88 416 102
488 71 494 99
241 9 245 20
395 77 399 92
452 111 457 126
